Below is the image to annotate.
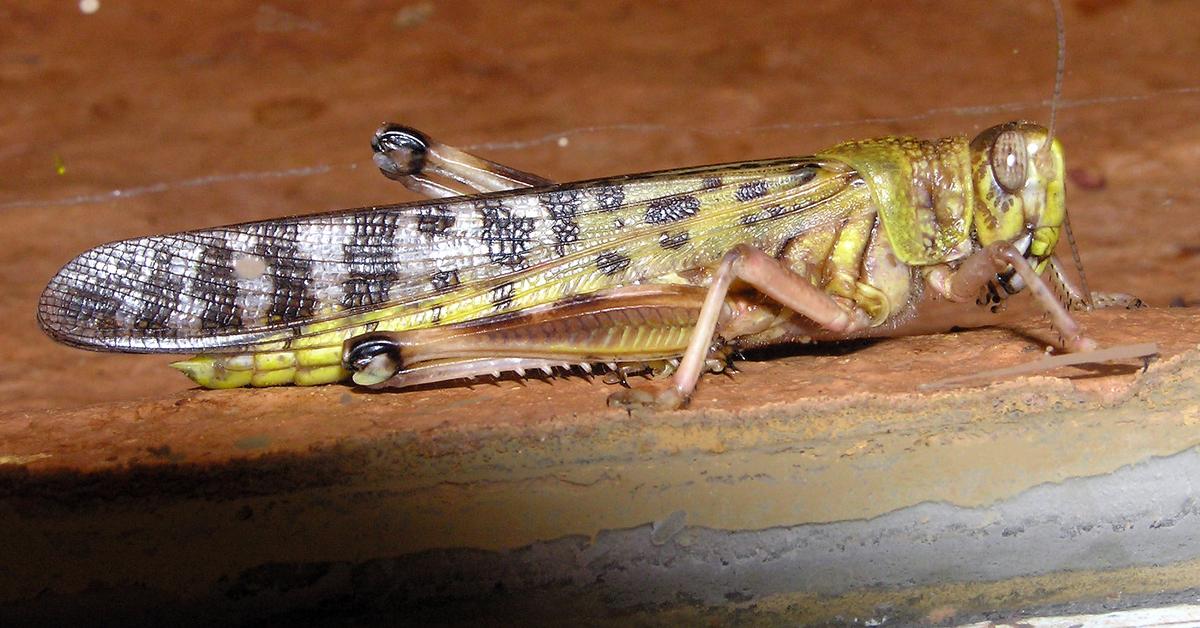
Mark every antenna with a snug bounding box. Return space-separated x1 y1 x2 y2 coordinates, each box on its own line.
1048 0 1093 309
1060 213 1093 309
1047 0 1066 140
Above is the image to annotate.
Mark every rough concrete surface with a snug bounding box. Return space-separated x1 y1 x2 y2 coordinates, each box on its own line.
2 1 1200 625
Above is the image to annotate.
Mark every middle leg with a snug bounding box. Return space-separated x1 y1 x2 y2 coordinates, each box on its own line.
608 243 875 411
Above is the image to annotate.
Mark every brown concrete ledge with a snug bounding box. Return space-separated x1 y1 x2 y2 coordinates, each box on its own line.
1 307 1198 625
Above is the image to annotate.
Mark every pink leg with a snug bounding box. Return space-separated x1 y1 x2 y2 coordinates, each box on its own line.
931 242 1097 352
608 243 872 410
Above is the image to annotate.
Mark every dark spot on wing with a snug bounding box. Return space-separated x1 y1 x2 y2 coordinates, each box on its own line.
66 283 122 332
342 275 399 309
541 190 582 255
131 248 183 335
198 245 241 330
596 251 632 276
491 282 516 311
735 180 769 202
740 204 789 226
591 185 626 212
256 224 318 322
646 194 700 225
343 212 402 308
659 231 690 250
416 205 455 235
478 199 535 268
431 268 460 290
702 177 723 189
49 246 126 335
792 164 818 184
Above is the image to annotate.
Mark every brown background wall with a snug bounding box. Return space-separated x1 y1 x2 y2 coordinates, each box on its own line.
3 0 1197 412
2 2 1200 624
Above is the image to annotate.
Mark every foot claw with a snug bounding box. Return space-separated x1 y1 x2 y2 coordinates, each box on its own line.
607 384 688 411
1066 335 1099 353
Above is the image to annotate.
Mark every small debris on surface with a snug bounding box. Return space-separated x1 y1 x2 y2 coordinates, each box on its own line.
1068 166 1106 190
234 435 272 451
1173 244 1200 260
0 453 52 465
650 510 687 546
256 5 323 33
394 2 434 29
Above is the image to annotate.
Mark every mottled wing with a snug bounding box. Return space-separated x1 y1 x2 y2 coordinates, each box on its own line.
39 157 859 353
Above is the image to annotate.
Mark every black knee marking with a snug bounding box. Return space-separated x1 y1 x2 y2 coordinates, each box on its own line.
372 124 431 180
343 332 405 376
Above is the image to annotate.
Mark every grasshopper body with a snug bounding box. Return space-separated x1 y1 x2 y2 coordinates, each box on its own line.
39 122 1119 408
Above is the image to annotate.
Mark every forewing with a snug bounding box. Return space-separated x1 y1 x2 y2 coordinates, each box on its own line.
39 157 859 353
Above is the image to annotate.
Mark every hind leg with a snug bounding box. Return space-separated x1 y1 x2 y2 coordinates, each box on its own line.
371 123 553 198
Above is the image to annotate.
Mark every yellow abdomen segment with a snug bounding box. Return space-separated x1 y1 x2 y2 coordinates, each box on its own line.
171 344 349 388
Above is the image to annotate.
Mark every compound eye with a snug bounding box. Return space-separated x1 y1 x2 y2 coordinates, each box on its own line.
990 129 1028 193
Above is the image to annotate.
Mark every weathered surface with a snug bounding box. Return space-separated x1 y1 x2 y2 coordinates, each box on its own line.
3 309 1199 625
0 308 1194 476
2 0 1199 624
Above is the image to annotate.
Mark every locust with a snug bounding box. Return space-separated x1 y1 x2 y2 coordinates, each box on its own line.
37 116 1152 409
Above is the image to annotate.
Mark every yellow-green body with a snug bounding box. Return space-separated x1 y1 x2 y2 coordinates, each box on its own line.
39 122 1067 390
